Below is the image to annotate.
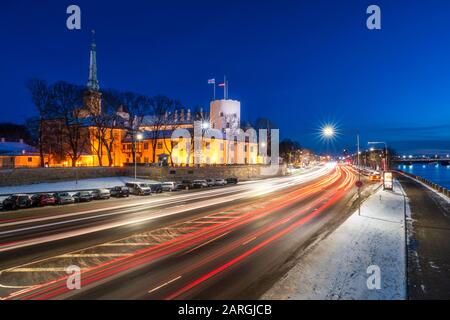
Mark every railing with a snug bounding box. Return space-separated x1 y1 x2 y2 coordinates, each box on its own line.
394 169 450 198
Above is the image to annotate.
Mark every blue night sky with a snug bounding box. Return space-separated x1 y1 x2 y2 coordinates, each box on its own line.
1 0 450 155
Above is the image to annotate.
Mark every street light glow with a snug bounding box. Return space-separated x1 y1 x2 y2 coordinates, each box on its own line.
136 133 143 140
322 126 335 138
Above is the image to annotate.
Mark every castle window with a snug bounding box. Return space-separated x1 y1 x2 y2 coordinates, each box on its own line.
144 143 149 150
28 157 32 162
157 142 163 149
220 112 224 117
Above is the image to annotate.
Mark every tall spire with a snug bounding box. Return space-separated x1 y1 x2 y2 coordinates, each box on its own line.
87 30 99 91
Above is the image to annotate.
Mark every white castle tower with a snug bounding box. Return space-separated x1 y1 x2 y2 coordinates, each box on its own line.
209 99 241 131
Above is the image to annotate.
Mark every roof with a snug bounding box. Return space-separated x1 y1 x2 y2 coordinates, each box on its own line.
0 141 38 156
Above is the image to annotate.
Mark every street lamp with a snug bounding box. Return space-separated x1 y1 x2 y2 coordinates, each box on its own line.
322 125 335 138
321 126 362 215
135 133 144 180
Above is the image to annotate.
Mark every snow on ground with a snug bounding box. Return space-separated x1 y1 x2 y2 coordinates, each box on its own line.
262 180 408 300
0 176 159 197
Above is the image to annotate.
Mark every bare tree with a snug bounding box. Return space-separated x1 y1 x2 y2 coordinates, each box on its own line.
26 79 54 167
50 81 87 167
100 89 124 166
145 95 181 163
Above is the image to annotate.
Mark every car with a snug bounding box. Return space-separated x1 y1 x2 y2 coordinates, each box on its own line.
110 186 130 198
149 183 163 194
91 189 111 200
177 180 194 190
205 179 216 187
53 192 75 205
161 182 178 192
369 173 381 181
192 180 208 189
226 177 239 184
214 179 227 186
2 194 33 210
31 193 57 207
73 191 94 202
125 182 152 196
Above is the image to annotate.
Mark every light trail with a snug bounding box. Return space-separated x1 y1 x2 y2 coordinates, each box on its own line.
0 164 354 300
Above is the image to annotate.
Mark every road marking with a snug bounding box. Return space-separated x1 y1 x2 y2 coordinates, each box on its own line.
60 253 128 258
99 242 155 246
6 268 76 272
184 232 230 254
148 276 182 294
242 236 257 246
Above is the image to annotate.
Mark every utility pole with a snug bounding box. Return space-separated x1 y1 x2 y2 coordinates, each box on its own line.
357 134 361 216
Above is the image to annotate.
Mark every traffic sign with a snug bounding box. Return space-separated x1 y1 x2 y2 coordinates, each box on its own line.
356 180 363 188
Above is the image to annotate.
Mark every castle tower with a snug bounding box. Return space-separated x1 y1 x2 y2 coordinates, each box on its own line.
210 99 241 131
84 30 102 116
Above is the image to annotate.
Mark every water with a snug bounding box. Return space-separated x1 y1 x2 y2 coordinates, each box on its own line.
397 164 450 189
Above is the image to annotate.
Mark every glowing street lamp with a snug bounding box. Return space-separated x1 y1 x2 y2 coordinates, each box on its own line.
135 133 144 180
322 126 335 138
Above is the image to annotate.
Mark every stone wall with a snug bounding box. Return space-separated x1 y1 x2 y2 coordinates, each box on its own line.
0 164 286 187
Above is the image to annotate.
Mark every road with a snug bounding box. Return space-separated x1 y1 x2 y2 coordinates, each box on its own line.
397 173 450 299
0 164 360 300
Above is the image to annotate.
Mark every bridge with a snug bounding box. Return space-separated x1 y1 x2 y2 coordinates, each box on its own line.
392 157 450 165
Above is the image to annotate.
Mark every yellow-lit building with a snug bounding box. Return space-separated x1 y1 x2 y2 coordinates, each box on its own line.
0 139 45 169
40 35 260 168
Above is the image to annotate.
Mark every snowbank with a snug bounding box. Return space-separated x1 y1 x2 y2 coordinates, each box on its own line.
262 180 408 300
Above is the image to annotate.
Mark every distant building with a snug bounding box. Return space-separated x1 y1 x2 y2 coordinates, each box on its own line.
0 138 44 168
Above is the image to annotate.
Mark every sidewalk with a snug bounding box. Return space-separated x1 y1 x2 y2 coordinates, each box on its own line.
262 180 408 300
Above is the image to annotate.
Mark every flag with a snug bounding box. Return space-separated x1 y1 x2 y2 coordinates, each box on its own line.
208 79 215 84
218 82 225 87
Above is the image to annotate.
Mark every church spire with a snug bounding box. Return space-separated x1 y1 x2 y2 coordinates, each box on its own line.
87 30 99 91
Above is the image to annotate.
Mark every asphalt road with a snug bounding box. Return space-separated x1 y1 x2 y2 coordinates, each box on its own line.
0 164 361 300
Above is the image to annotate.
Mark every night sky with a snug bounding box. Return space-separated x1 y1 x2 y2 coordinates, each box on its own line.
1 0 450 155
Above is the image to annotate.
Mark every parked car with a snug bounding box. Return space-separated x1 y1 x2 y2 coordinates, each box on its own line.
205 179 216 187
31 193 57 207
53 192 75 205
125 182 152 196
148 183 163 194
91 189 111 200
226 177 239 184
369 172 381 182
110 186 130 198
73 191 94 203
161 182 178 192
177 180 194 190
192 179 208 189
2 195 33 210
214 179 227 186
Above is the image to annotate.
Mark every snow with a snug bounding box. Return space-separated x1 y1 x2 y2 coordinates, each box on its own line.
0 176 159 198
262 180 408 300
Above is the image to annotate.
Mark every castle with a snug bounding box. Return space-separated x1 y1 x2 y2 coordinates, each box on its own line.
33 35 260 168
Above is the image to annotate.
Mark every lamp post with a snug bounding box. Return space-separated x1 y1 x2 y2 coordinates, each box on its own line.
321 126 362 215
135 133 143 181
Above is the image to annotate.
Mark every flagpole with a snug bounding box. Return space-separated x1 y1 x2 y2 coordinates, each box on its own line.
224 75 227 99
213 82 216 101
